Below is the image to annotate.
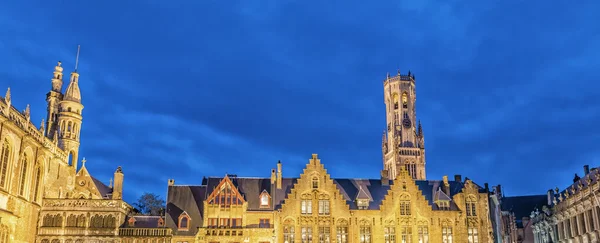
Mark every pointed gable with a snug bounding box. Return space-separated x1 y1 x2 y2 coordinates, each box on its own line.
73 161 112 199
206 175 245 206
355 185 373 201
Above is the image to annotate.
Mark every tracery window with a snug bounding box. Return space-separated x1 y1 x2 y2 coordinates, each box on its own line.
32 165 41 202
318 200 330 215
418 225 429 243
302 226 313 243
400 200 411 215
0 140 11 188
442 226 453 243
468 228 478 243
18 153 28 196
385 226 396 243
400 226 411 243
284 225 295 243
301 200 312 214
359 226 371 243
466 197 477 216
318 226 331 243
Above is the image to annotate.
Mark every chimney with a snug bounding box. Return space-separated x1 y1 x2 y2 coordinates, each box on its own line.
547 189 553 205
584 165 590 175
454 175 462 182
112 166 124 200
497 184 503 198
277 161 282 189
168 179 175 186
442 175 450 195
381 170 390 186
270 169 276 185
484 183 489 192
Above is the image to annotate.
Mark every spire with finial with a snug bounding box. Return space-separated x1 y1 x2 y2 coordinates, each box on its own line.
39 119 45 133
53 130 59 145
24 104 31 122
109 178 113 188
64 45 82 103
4 87 11 105
417 120 423 137
81 157 87 167
397 69 401 76
51 61 64 92
386 72 390 79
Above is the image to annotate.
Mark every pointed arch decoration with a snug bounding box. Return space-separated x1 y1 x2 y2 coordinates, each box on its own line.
206 176 245 206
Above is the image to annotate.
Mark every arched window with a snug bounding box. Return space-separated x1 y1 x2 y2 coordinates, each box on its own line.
67 152 74 166
402 92 408 108
19 153 28 196
0 140 11 188
32 165 41 202
393 93 399 110
259 190 270 208
178 212 191 231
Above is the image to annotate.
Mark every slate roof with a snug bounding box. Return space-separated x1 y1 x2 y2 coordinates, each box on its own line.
501 195 547 228
121 215 164 228
165 176 486 233
91 176 113 199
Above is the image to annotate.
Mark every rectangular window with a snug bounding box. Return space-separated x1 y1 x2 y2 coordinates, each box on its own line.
571 217 578 237
466 202 477 216
587 209 595 231
259 218 270 228
579 213 586 234
418 226 429 243
231 218 242 228
284 225 295 243
401 226 411 243
360 226 371 243
400 201 411 215
385 227 396 243
302 200 312 215
442 226 453 243
319 226 330 243
319 200 330 215
302 226 313 243
208 218 218 227
220 218 229 227
468 228 478 243
336 226 348 243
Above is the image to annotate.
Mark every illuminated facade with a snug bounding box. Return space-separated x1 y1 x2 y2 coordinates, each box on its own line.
165 72 495 243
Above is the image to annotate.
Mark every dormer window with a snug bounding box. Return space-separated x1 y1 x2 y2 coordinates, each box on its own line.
312 177 319 189
259 190 271 208
127 217 136 227
437 201 450 210
178 212 191 231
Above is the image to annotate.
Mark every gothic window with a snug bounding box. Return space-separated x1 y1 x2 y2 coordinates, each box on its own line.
442 226 453 243
0 140 11 188
400 200 411 215
418 226 429 243
284 225 295 243
319 226 331 243
402 92 408 108
312 177 319 189
359 226 371 243
318 200 330 215
337 225 348 243
103 215 116 228
301 226 313 243
207 177 244 206
67 215 77 227
587 209 595 231
32 165 42 202
0 224 10 243
76 215 86 227
301 200 312 214
466 197 477 216
401 226 411 243
385 227 396 243
468 228 478 243
18 153 28 196
178 212 190 231
259 190 270 208
393 93 399 110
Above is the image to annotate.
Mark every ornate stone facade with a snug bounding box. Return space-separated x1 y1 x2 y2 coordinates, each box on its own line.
532 165 600 243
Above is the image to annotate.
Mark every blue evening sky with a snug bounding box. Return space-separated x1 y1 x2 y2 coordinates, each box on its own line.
1 1 599 203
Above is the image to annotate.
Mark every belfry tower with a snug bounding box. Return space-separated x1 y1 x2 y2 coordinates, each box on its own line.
381 70 426 180
46 46 84 170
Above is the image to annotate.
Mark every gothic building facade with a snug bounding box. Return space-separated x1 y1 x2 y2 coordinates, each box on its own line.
164 72 495 243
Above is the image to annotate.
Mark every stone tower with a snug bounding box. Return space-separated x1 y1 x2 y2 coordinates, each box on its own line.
56 46 84 170
381 70 426 180
45 61 64 139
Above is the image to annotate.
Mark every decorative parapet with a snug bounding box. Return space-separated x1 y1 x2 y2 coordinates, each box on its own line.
119 228 172 237
384 74 415 84
42 199 132 212
0 97 68 161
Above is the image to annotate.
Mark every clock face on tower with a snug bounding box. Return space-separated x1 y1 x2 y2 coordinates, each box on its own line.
403 118 412 128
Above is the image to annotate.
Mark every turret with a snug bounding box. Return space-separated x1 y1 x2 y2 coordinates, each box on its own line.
112 166 124 200
45 62 64 138
57 46 84 170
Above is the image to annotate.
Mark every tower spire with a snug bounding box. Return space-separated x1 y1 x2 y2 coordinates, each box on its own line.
74 45 81 73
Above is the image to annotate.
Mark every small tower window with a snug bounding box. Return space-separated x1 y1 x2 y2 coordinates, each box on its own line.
393 93 399 110
402 92 408 108
312 177 319 189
